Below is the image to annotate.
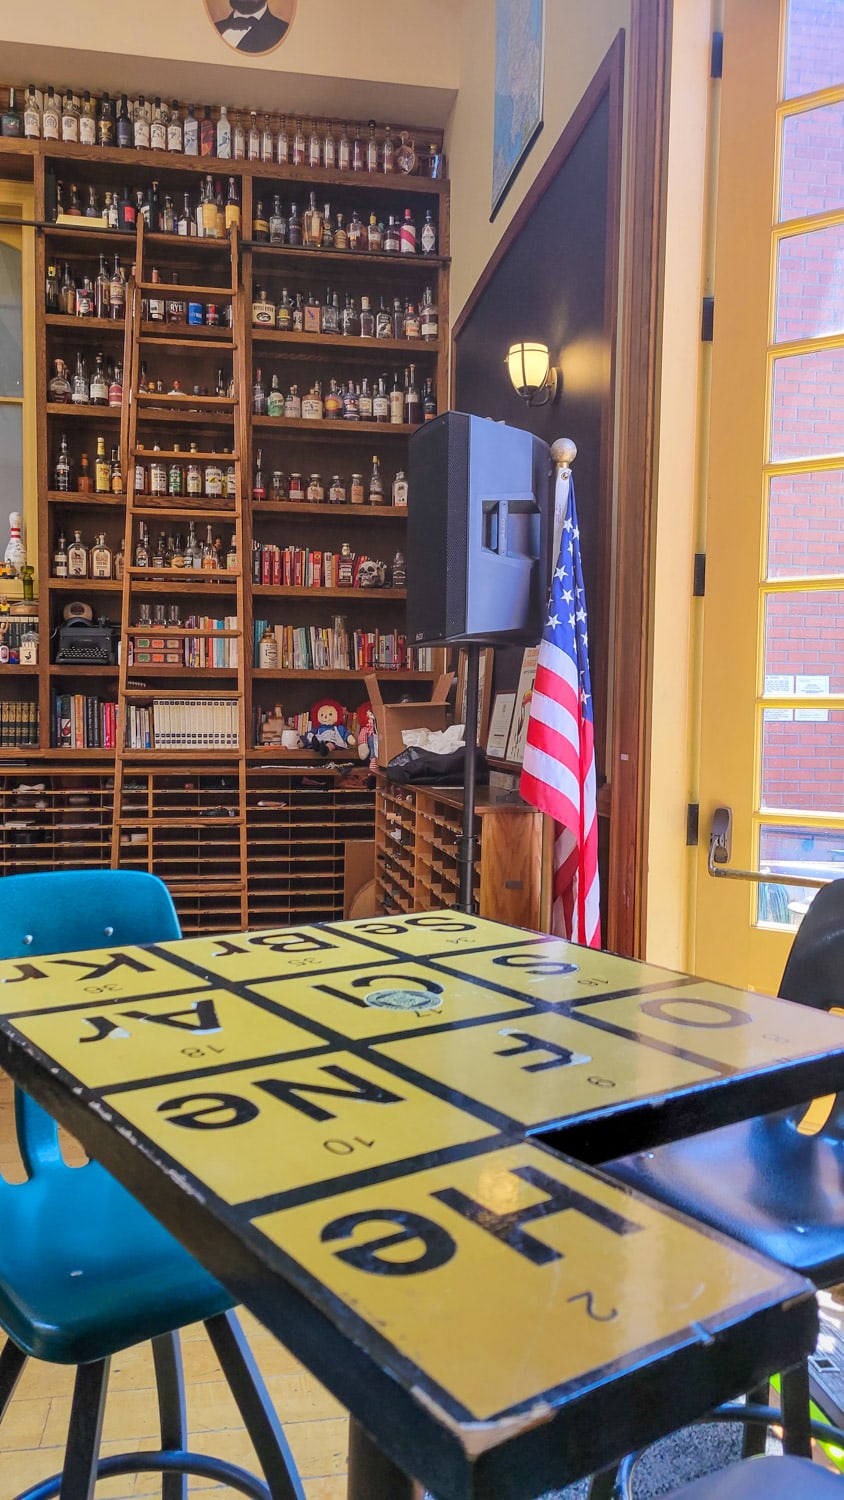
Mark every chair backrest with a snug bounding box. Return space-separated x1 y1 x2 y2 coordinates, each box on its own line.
778 878 844 1010
0 870 181 1176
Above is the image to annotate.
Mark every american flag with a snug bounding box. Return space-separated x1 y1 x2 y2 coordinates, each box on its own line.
520 470 600 946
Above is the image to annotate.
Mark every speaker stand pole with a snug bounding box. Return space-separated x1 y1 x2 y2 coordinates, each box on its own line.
457 643 481 915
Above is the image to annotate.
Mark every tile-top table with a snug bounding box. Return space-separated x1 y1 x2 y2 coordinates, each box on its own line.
0 909 842 1500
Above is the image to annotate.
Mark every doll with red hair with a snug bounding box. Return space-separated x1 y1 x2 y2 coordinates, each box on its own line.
304 698 356 755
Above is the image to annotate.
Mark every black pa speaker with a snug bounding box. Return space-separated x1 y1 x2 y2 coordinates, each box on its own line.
406 411 551 646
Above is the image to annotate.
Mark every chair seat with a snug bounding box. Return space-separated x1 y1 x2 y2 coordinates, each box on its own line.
665 1455 842 1496
607 1110 844 1285
0 1160 233 1364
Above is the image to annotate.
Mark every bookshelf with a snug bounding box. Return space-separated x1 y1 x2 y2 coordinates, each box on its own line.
0 104 449 932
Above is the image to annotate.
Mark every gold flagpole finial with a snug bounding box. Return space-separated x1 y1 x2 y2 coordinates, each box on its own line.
550 439 577 476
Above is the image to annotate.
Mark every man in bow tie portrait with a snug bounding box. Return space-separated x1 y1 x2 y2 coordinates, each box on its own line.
209 0 294 55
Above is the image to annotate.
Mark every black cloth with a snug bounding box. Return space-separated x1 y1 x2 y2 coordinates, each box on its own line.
385 745 489 786
216 8 288 52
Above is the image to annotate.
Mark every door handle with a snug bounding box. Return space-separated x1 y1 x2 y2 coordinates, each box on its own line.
707 806 828 889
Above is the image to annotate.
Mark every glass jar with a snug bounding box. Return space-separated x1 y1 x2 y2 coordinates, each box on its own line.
306 473 325 503
350 473 364 505
271 471 285 502
288 472 304 501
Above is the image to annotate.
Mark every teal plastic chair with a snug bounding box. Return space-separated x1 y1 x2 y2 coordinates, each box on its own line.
0 870 303 1500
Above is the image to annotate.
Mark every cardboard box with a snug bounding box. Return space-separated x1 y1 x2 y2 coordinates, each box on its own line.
364 673 454 767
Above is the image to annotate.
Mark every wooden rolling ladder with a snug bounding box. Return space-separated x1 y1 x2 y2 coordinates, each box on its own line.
110 217 250 928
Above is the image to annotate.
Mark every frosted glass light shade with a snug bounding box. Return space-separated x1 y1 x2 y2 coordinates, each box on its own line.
506 341 556 403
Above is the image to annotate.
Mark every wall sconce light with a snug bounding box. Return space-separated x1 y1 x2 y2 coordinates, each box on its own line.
506 341 560 407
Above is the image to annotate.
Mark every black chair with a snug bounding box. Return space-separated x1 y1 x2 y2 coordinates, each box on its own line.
602 877 844 1472
623 1454 842 1497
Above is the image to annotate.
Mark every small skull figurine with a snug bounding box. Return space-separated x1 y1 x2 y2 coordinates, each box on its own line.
358 558 386 588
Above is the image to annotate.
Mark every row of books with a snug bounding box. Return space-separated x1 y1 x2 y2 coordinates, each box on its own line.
0 700 39 747
124 698 241 751
130 618 239 670
252 547 388 590
253 621 435 672
53 694 117 749
0 614 39 652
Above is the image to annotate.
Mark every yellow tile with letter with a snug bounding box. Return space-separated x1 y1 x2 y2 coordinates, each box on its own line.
429 938 678 1005
0 944 210 1016
158 926 384 986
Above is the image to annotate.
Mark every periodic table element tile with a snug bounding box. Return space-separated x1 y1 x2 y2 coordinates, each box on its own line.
335 912 522 959
253 1140 798 1424
8 989 325 1092
158 926 384 987
591 981 844 1068
0 945 206 1016
100 1051 498 1206
249 959 535 1042
429 938 675 1006
374 1009 718 1130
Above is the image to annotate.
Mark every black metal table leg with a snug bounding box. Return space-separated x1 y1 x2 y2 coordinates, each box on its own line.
347 1419 416 1500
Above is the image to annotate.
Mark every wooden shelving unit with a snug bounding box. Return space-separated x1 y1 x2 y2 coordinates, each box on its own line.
0 111 448 931
374 779 543 928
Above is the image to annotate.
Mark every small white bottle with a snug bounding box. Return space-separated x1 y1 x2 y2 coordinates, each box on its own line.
216 105 232 159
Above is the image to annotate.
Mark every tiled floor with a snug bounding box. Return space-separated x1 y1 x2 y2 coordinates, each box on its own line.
0 1078 349 1498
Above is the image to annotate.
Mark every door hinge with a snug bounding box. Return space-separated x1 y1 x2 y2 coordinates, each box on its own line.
701 297 715 342
711 31 724 79
686 804 700 847
693 553 706 597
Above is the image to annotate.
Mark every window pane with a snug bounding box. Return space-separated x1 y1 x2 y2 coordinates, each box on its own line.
767 470 844 578
0 404 22 513
763 588 844 687
785 0 844 100
775 225 844 342
761 711 844 812
770 348 844 461
757 825 844 927
780 101 844 220
0 242 22 397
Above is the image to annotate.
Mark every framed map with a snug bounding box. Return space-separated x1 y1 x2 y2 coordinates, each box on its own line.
491 0 545 219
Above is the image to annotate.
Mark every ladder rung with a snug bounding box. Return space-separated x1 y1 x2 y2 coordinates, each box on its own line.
130 450 240 461
121 689 242 699
137 282 234 297
132 507 238 520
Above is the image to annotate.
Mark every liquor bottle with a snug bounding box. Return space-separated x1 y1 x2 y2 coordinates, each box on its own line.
403 301 420 339
275 286 292 330
134 95 150 149
253 368 267 416
252 288 275 327
351 122 364 172
373 376 389 423
89 352 108 406
233 111 246 160
267 375 284 417
252 198 269 242
423 375 437 420
226 533 238 571
95 436 110 493
200 105 215 156
420 285 438 341
303 192 323 249
60 262 75 315
375 298 391 339
48 357 72 403
288 202 302 247
23 86 41 139
110 447 123 493
167 100 183 152
148 97 165 151
405 364 420 425
400 208 417 254
168 448 184 496
392 296 404 339
54 433 72 491
369 455 384 505
301 382 324 420
224 454 237 496
186 445 202 497
201 175 217 238
116 94 132 147
105 191 119 230
161 192 176 234
184 521 200 569
308 119 322 169
261 112 274 162
347 209 364 251
380 128 395 174
391 550 407 587
341 294 360 338
284 384 301 418
77 452 91 492
342 380 359 420
338 122 351 171
183 102 199 155
133 446 147 496
216 104 231 158
149 448 167 497
421 209 437 255
329 474 346 504
202 524 218 569
205 452 222 498
324 378 342 419
225 177 241 232
215 179 226 237
53 529 68 577
333 212 348 251
380 214 398 256
293 117 305 165
77 91 96 146
60 90 79 143
42 87 60 141
247 111 260 161
76 275 94 317
275 115 289 163
392 469 408 508
108 360 123 407
67 529 88 578
97 92 115 146
117 185 136 233
71 353 89 405
367 214 383 252
320 290 339 335
253 450 265 504
366 120 378 173
83 184 100 220
389 372 405 424
322 122 335 170
135 521 150 568
153 531 168 568
358 376 373 421
269 194 286 244
258 625 278 668
322 202 334 248
91 533 113 579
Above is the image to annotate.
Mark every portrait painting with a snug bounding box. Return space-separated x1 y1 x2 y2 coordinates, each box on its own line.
205 0 296 56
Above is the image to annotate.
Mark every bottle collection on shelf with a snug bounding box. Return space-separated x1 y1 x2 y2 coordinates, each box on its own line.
49 355 123 407
53 434 122 494
139 272 234 326
253 543 405 591
3 86 444 180
52 523 237 579
253 617 429 674
252 368 433 425
252 451 407 507
52 176 242 238
252 284 438 340
251 194 436 255
46 257 127 317
136 365 236 401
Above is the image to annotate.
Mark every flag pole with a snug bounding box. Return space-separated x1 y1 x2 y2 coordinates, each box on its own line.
540 439 577 932
457 641 481 914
